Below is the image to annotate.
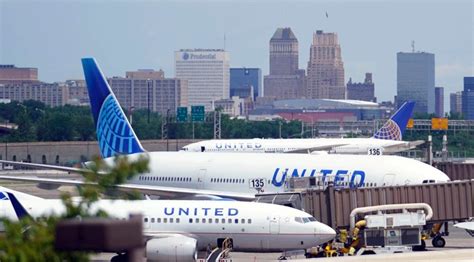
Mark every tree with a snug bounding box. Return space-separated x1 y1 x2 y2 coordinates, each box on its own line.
0 155 149 261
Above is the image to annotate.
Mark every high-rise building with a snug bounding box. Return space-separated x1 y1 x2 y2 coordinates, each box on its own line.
0 82 68 107
462 77 474 120
306 30 345 99
346 73 375 102
108 69 188 115
396 52 435 114
230 68 261 99
0 64 38 84
450 91 463 115
434 86 444 117
175 49 230 110
263 28 305 100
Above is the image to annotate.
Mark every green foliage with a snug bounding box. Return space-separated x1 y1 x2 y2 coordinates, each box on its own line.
0 155 149 260
1 101 474 156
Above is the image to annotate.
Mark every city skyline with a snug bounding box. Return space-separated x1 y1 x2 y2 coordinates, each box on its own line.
1 0 472 110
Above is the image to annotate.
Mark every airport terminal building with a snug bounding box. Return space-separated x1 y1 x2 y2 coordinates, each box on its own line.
250 99 391 123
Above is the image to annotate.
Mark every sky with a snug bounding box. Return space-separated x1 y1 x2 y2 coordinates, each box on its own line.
0 0 473 108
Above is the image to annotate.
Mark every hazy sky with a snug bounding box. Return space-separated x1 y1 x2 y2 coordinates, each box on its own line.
1 0 473 106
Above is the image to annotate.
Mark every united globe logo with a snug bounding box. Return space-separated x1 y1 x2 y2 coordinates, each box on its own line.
182 52 190 60
373 119 402 140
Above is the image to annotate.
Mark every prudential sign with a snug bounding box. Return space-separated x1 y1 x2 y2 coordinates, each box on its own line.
182 52 216 60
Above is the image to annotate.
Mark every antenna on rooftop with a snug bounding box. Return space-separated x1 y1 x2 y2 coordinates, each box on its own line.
411 40 415 52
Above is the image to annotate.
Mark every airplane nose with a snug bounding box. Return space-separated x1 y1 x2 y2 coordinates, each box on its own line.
316 223 336 243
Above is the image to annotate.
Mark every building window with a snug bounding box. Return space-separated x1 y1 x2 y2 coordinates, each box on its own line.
42 155 47 164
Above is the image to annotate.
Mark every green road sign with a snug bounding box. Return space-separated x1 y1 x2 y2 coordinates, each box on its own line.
176 107 188 122
191 105 205 122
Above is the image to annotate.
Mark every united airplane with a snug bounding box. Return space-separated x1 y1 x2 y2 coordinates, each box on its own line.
182 101 423 155
0 186 336 261
0 58 450 200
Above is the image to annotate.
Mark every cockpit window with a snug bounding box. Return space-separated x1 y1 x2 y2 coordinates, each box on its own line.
295 217 317 223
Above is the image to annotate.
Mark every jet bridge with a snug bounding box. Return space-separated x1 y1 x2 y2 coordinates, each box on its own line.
255 179 474 229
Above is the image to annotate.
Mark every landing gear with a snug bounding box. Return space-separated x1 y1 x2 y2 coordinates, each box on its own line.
277 255 287 260
432 236 446 248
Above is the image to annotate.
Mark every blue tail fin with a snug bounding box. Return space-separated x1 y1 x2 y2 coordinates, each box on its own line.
81 58 145 158
373 101 415 140
7 192 31 219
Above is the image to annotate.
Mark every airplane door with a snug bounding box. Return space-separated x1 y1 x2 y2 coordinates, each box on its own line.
383 173 395 186
197 169 207 189
269 216 280 234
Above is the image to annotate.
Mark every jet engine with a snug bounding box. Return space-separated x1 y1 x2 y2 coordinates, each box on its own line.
146 235 198 262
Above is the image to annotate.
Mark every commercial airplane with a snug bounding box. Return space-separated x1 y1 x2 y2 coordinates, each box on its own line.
181 101 423 155
0 58 449 200
0 186 336 261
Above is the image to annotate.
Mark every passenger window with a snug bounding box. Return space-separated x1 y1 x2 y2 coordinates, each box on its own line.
151 218 155 223
163 218 167 223
189 218 193 223
195 218 199 223
157 218 161 223
221 218 226 224
144 218 148 223
235 219 239 224
241 219 245 224
228 218 232 224
176 218 180 223
215 218 219 223
208 218 212 223
170 218 174 223
248 219 252 224
202 218 206 223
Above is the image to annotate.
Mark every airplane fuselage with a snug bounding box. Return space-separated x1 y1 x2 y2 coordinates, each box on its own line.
119 152 449 196
182 138 409 155
0 198 335 252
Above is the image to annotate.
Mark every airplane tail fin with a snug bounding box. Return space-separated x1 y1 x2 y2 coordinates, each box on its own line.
81 58 145 158
0 186 40 219
373 101 415 141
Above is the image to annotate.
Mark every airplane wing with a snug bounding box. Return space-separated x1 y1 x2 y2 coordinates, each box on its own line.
284 144 349 154
0 160 87 173
380 140 425 154
0 175 255 201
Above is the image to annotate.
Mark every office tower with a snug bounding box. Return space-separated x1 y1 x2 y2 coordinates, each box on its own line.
450 91 463 114
108 69 188 115
346 73 375 102
306 30 345 99
434 87 444 117
175 49 230 110
263 28 305 99
230 68 262 99
396 52 435 114
462 77 474 120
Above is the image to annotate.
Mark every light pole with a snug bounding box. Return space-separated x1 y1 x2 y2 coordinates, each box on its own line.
147 79 151 123
166 109 170 151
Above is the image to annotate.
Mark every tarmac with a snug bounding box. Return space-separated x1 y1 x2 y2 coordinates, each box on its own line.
1 170 473 261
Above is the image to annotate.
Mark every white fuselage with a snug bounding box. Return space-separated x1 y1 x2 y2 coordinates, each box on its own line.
182 138 409 154
119 152 448 195
0 197 335 252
